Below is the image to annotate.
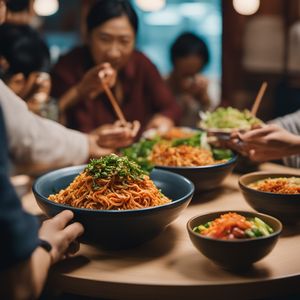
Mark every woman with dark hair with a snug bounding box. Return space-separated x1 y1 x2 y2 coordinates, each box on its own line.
51 0 181 134
166 32 215 127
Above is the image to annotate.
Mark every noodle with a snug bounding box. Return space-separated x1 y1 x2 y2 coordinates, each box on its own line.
248 177 300 194
48 155 171 210
150 143 226 167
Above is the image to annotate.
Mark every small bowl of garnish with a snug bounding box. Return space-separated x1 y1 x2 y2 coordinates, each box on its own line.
239 172 300 223
187 211 282 270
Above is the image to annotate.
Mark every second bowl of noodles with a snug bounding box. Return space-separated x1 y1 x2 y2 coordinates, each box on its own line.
122 129 238 191
33 155 194 249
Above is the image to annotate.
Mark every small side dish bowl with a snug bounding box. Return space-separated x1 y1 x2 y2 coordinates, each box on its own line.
187 210 282 270
33 166 194 249
239 172 300 223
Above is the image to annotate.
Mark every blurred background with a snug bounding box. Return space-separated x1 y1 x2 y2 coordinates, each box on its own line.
11 0 300 121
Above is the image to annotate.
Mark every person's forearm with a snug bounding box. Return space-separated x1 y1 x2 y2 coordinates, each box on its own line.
0 248 51 300
30 247 52 298
0 81 89 169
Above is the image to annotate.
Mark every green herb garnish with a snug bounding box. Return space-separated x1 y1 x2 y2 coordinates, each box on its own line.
86 154 147 181
171 132 202 147
121 138 160 172
212 148 233 160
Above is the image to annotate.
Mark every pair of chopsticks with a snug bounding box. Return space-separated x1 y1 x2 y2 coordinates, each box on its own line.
251 81 268 116
99 72 127 125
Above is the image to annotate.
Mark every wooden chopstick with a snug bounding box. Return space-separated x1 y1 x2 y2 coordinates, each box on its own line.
101 80 127 125
251 81 268 116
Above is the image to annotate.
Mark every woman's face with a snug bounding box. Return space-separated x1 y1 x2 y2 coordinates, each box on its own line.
88 15 135 71
173 55 204 91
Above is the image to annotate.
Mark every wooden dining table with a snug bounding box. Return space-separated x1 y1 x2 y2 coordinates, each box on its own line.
22 163 300 300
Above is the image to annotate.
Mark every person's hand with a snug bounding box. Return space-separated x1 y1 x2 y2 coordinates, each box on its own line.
228 124 300 162
38 210 84 265
76 63 116 100
92 120 140 149
145 114 174 133
187 75 208 95
186 75 210 108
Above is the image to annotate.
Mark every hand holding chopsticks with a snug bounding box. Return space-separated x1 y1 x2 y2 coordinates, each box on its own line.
99 68 127 125
98 64 140 141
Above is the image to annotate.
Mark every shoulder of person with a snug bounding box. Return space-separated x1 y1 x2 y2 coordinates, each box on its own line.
52 46 88 70
131 50 157 69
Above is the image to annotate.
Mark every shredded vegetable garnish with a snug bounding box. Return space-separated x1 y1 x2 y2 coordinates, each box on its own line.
200 107 263 130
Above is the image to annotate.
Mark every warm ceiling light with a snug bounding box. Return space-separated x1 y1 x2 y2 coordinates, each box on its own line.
33 0 59 16
233 0 260 16
135 0 166 12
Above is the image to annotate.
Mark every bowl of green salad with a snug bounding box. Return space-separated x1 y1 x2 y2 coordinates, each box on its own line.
199 107 263 140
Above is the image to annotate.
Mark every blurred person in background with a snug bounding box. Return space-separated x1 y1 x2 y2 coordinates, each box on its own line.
4 0 34 25
166 32 213 127
228 110 300 168
51 0 181 134
0 23 54 118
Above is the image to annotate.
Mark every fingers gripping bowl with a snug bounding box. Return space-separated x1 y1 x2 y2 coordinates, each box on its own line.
33 155 194 249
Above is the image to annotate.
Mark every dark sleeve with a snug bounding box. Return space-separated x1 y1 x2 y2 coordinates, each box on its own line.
142 55 182 124
0 106 39 271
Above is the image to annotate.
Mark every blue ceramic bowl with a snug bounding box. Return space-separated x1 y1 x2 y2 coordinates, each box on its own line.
156 154 238 191
33 166 194 249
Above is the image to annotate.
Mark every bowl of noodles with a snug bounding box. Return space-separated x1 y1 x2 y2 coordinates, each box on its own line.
122 128 238 191
33 154 194 249
239 172 300 223
187 211 282 270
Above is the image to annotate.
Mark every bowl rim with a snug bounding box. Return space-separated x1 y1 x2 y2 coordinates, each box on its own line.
239 171 300 196
155 153 238 170
186 210 282 243
33 166 195 214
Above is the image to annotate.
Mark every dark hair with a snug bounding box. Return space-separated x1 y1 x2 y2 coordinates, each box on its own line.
170 32 209 68
6 0 30 12
0 24 50 78
87 0 138 34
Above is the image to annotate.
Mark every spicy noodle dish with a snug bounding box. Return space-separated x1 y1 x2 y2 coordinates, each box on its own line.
248 177 300 194
122 128 234 171
48 154 171 210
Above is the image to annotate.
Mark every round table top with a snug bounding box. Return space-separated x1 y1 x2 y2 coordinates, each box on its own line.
23 163 300 300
